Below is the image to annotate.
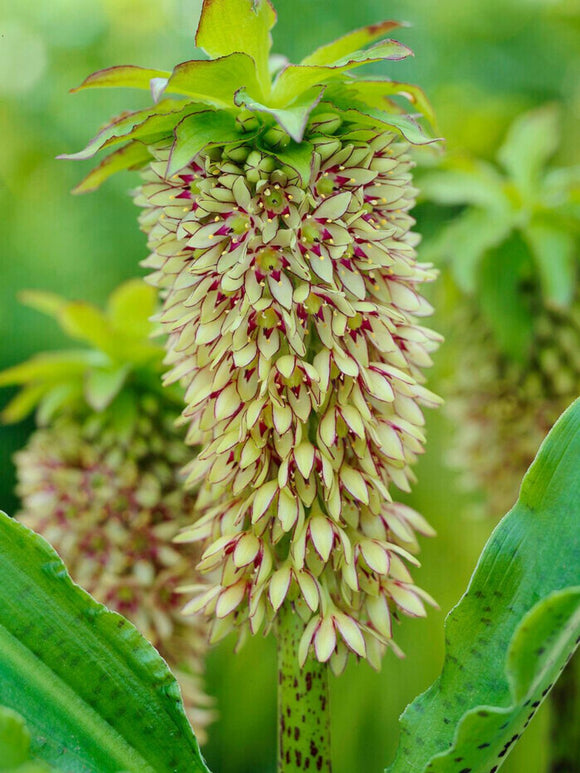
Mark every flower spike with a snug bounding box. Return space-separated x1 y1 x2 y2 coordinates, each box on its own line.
62 1 442 672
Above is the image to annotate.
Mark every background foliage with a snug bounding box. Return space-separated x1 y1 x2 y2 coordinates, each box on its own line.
1 1 579 771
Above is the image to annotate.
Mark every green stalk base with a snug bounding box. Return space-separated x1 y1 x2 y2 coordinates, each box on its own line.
277 603 331 772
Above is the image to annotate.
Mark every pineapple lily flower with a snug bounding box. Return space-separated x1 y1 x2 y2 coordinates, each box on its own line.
62 1 441 767
0 282 215 742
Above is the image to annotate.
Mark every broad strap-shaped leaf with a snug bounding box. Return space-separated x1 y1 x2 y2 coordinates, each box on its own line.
235 86 325 143
497 104 560 195
387 398 580 773
164 53 264 106
332 103 437 147
0 707 57 772
195 0 276 95
301 20 404 66
0 511 210 773
524 221 577 309
72 141 152 194
167 110 242 176
71 65 170 93
271 39 413 108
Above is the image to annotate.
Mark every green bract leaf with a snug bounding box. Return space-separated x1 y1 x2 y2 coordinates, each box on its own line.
168 110 241 176
71 65 170 93
165 53 264 106
18 291 68 319
107 279 158 339
387 398 580 773
478 236 535 362
271 39 413 108
327 78 437 131
524 221 576 309
497 104 560 195
335 105 437 146
235 86 324 143
266 140 314 185
58 100 190 161
85 365 130 412
301 20 403 66
195 0 276 96
0 511 210 772
0 707 56 772
422 207 512 293
72 141 152 194
0 353 99 390
420 159 507 210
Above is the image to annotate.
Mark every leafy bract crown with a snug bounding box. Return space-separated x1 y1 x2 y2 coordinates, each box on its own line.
61 0 437 192
0 281 171 432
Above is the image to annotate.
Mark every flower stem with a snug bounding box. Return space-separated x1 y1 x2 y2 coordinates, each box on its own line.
548 653 580 772
277 602 332 772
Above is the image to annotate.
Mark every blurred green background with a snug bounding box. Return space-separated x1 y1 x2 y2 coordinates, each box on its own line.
1 1 579 771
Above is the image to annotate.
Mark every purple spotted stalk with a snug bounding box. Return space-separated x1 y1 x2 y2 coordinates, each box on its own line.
63 1 441 768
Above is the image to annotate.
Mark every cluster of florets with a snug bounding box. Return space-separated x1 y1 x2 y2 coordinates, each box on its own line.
16 396 215 739
134 113 441 673
447 301 580 517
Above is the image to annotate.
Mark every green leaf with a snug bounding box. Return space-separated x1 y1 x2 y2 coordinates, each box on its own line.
18 291 68 319
195 0 276 95
57 301 113 352
167 110 241 176
271 39 413 108
58 100 190 161
84 365 130 411
0 511 210 772
72 141 152 194
266 140 314 184
497 104 560 194
235 86 324 143
422 208 512 293
301 20 403 66
71 65 170 93
387 398 580 773
524 221 576 309
1 386 49 424
478 235 535 362
0 707 55 771
0 352 97 389
107 279 158 340
420 159 507 210
333 105 437 146
165 53 264 106
326 78 437 131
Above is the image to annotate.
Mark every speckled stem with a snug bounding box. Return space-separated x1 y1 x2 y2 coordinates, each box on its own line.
548 653 580 772
277 602 331 772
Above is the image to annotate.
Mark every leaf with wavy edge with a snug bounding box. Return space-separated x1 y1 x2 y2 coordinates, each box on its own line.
163 53 264 106
58 100 192 161
195 0 276 95
301 20 404 66
167 110 242 176
0 511 210 772
72 141 152 194
71 65 170 93
387 398 580 773
271 39 413 108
